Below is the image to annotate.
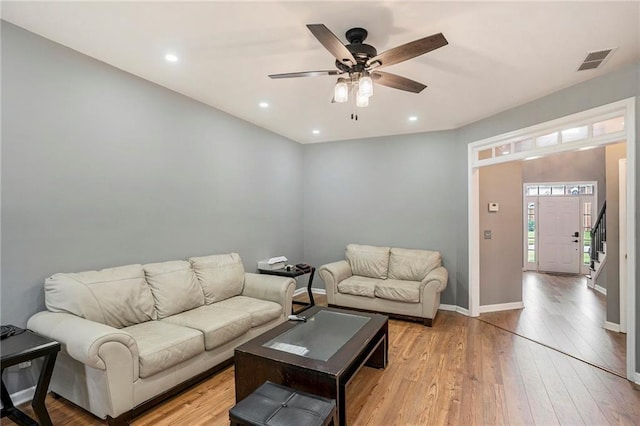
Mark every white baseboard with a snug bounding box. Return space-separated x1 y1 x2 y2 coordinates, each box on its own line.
603 321 621 332
634 372 640 386
479 301 524 313
293 287 325 296
594 285 607 296
10 385 35 406
439 304 470 316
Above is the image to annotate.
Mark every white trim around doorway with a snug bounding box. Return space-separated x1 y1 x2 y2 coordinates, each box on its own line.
467 97 637 381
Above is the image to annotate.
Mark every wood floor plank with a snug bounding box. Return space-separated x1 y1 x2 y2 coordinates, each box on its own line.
494 332 536 425
547 348 611 425
512 338 560 425
457 318 485 426
528 342 586 425
480 322 507 426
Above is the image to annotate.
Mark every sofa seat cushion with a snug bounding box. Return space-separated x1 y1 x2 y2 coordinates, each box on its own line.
374 279 422 303
337 276 378 298
388 248 441 282
123 321 204 379
346 244 390 279
143 260 204 319
214 296 282 327
162 305 252 350
189 253 245 304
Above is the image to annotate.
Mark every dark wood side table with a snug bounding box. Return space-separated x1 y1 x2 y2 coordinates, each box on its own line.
258 266 316 313
1 330 60 426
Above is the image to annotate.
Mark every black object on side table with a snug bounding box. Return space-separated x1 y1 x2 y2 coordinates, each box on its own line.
258 265 316 314
1 329 60 426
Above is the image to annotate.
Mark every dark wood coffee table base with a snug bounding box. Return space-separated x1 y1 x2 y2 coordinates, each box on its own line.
234 307 388 426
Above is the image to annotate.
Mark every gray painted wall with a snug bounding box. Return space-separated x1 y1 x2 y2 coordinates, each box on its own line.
479 162 523 306
1 22 303 330
302 131 460 305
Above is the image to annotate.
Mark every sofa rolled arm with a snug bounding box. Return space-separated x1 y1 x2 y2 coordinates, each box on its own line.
242 273 296 314
421 266 448 293
318 260 352 295
27 311 139 374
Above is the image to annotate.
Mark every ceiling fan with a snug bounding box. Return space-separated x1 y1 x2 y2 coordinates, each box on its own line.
269 24 448 110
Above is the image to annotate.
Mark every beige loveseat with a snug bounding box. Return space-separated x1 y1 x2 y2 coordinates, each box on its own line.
318 244 448 326
27 253 295 425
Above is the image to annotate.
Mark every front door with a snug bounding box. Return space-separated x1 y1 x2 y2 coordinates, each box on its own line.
538 196 581 273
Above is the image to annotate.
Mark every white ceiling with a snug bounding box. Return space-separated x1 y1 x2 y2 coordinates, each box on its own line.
2 1 639 144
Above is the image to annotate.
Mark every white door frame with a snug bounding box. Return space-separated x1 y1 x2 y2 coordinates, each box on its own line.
523 182 597 274
467 97 636 381
619 159 627 333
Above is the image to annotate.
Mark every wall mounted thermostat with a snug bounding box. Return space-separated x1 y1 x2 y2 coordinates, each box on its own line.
488 202 499 212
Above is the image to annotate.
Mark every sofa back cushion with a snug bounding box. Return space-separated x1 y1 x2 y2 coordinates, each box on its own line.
45 264 156 328
387 248 441 282
143 260 205 319
189 253 245 304
345 244 390 279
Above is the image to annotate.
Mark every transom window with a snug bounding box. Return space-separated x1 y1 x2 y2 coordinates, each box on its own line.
525 183 594 196
472 108 626 165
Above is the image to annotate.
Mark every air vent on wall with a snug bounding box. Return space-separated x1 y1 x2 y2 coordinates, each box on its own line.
577 49 614 71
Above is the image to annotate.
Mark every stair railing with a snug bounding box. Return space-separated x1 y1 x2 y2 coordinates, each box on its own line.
590 201 606 270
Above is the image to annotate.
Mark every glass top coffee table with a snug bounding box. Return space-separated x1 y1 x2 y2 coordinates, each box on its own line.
234 306 388 425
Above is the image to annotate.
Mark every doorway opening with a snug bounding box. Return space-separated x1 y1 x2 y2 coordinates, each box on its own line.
468 97 636 381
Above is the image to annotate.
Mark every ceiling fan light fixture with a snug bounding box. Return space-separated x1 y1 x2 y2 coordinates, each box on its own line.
356 90 369 107
358 74 373 98
334 78 349 103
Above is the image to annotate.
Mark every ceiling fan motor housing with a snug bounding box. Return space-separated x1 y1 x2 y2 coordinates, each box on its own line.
345 27 377 64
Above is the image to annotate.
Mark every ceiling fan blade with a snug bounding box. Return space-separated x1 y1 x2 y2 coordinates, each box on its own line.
269 70 341 79
307 24 357 66
371 71 427 93
367 33 448 69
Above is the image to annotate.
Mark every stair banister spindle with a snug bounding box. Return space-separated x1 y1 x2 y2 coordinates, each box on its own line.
590 201 606 271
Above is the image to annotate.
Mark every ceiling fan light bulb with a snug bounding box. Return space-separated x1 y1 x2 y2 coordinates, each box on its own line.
356 90 369 107
334 80 349 103
359 75 373 97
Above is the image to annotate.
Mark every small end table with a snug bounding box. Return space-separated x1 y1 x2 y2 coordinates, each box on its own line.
1 329 60 426
258 266 316 313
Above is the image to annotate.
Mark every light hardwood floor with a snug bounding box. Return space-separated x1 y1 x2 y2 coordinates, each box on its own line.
9 293 640 425
480 271 627 377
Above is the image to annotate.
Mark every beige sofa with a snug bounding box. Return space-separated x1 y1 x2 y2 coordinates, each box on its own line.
27 253 295 425
318 244 448 326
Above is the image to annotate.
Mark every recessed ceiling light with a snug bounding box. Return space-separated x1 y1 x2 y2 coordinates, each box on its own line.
259 102 269 108
312 129 320 135
408 116 418 122
165 53 178 62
